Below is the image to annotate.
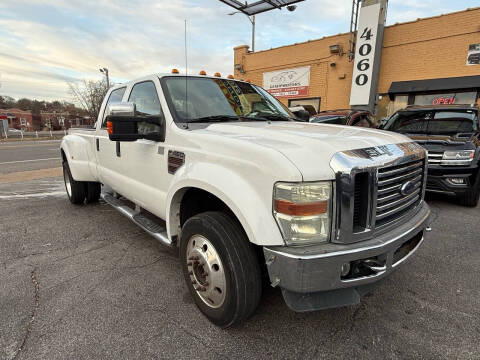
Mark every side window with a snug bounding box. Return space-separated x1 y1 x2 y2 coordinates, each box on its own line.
128 81 163 116
101 87 126 127
128 81 164 136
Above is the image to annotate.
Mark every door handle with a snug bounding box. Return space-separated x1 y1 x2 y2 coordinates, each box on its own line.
96 138 99 151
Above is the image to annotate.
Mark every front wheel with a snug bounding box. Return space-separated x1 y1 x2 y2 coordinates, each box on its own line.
458 174 480 207
458 186 479 207
180 211 262 328
63 161 86 205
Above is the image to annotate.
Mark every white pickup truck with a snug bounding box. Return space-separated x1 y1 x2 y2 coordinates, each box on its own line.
61 72 430 327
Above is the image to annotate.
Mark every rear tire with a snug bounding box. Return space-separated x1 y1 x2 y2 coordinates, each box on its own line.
86 182 101 203
63 161 86 205
180 211 262 328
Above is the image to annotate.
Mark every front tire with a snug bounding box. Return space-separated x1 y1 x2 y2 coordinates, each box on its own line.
458 185 479 207
180 211 262 328
458 174 480 207
63 161 86 205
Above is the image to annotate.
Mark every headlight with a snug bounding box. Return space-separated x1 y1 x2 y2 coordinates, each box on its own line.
273 181 332 246
442 150 475 165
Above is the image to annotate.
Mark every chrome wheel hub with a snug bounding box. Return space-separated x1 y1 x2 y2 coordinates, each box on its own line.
63 167 72 197
186 235 226 309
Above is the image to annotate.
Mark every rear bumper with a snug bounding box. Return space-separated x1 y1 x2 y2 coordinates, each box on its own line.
263 202 430 312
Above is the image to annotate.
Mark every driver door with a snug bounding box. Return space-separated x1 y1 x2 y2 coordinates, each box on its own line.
118 79 169 219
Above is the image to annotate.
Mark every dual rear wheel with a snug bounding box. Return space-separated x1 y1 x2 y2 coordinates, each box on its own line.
63 161 101 204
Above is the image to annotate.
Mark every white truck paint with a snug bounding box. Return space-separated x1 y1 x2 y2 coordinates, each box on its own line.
61 73 430 327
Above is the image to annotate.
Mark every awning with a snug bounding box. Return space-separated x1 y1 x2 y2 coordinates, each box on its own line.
388 75 480 99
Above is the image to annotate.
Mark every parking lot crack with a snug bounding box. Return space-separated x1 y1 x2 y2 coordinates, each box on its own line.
11 268 40 360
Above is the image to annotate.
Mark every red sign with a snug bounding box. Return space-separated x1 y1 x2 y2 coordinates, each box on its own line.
263 67 310 98
267 86 309 98
433 96 455 105
0 115 7 120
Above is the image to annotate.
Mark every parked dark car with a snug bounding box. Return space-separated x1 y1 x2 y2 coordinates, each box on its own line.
467 52 480 65
310 109 376 128
381 104 480 206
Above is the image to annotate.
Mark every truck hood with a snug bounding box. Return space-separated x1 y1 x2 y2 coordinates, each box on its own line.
407 133 477 153
194 121 411 180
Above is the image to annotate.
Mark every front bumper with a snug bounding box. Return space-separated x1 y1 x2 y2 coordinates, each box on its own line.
263 202 430 312
426 170 477 196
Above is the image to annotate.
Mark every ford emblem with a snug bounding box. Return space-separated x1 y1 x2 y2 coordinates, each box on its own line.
400 180 416 196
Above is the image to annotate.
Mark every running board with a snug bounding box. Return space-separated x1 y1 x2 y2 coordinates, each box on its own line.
101 193 173 247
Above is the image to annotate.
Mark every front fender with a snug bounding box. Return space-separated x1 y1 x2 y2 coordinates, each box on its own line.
61 134 97 182
166 161 288 247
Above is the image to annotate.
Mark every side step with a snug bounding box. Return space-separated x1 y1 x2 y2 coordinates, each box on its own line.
101 193 173 247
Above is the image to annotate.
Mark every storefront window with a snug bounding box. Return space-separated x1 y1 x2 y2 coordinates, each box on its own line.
387 95 408 117
414 92 477 105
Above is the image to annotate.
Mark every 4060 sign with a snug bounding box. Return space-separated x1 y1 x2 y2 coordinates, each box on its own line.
355 28 374 86
350 2 384 107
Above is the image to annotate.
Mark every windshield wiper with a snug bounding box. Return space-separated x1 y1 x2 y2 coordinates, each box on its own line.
244 114 294 122
185 115 240 123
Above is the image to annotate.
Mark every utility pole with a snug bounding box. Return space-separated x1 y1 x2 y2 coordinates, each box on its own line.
99 67 110 88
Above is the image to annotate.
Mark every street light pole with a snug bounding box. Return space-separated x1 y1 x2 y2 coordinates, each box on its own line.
251 15 255 52
99 67 110 88
229 11 256 52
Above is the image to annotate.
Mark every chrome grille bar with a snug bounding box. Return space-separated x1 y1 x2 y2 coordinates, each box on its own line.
375 158 425 228
330 142 427 244
427 151 443 164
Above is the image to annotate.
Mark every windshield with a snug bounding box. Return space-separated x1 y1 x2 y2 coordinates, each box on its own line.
161 76 295 123
384 110 478 135
310 115 348 125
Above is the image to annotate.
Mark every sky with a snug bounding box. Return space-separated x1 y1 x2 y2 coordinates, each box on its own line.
0 0 477 103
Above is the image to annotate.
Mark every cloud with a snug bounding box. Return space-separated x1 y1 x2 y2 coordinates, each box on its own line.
0 0 474 102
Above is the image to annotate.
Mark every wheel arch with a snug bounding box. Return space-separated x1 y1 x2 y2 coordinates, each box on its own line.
167 183 257 247
60 135 97 182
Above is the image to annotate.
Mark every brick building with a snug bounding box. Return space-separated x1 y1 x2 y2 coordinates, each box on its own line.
0 108 40 131
233 7 480 118
39 111 91 130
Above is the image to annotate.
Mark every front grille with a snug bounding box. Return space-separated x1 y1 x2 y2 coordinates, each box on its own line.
375 159 425 228
427 151 443 165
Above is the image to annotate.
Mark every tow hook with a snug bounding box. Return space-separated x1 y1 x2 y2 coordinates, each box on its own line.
361 259 386 273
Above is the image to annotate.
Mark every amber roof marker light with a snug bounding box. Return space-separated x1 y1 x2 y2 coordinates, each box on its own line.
171 68 180 74
199 70 207 75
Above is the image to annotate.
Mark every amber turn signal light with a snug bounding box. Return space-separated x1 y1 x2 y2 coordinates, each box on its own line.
107 121 113 135
274 199 327 216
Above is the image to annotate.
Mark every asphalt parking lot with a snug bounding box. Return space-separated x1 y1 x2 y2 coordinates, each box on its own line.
0 141 479 359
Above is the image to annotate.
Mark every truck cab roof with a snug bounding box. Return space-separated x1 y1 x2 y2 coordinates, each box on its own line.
109 73 250 91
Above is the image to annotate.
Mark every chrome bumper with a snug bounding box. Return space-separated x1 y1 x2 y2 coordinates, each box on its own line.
263 202 430 312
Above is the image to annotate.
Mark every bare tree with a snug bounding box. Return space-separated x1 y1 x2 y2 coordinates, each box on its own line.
68 79 108 123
